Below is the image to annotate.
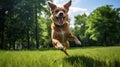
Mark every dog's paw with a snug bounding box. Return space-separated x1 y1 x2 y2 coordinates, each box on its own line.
75 40 81 45
57 44 64 50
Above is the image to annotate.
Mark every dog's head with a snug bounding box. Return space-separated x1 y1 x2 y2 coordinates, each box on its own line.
47 0 71 26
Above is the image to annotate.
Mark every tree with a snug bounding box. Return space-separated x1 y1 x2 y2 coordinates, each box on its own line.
38 17 51 47
86 5 120 46
0 0 52 49
74 13 87 46
0 0 21 49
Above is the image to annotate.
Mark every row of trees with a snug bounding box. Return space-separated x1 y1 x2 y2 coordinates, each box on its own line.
0 0 52 49
0 0 120 50
73 5 120 46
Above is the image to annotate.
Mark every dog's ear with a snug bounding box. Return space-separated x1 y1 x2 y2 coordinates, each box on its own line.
63 0 72 10
47 2 57 10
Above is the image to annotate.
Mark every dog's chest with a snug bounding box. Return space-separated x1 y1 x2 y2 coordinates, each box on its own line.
57 29 65 35
56 29 66 41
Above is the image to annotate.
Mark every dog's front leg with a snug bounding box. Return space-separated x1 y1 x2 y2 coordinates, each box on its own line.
52 39 69 56
52 39 64 50
51 29 64 50
67 33 81 45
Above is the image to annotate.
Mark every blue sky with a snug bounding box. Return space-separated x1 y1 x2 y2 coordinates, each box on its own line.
75 0 120 13
53 0 120 27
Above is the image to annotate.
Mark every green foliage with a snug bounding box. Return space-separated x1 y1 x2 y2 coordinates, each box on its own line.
73 14 87 46
38 17 51 47
86 5 120 46
1 0 120 49
74 13 87 40
0 0 52 49
73 5 120 46
0 46 120 67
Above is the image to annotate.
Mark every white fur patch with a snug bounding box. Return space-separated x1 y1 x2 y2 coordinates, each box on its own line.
56 11 64 17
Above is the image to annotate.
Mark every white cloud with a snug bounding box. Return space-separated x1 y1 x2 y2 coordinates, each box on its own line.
53 0 65 5
69 7 89 27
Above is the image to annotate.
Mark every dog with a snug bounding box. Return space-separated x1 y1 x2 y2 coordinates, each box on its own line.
47 0 81 56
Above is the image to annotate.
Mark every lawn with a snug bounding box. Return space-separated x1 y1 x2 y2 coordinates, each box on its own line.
0 46 120 67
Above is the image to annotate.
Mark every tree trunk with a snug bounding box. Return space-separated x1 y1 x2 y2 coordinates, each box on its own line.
27 30 30 49
0 30 4 49
0 9 5 49
35 5 39 49
35 20 39 48
103 32 107 46
13 41 15 50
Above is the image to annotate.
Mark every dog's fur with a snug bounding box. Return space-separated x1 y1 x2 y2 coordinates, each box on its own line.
47 0 81 56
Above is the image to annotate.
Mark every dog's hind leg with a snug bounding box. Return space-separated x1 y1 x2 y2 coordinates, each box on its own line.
64 41 69 49
60 48 69 56
61 41 69 56
63 50 69 56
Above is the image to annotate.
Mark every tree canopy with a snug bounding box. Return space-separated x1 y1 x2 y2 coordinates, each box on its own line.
0 1 120 50
0 0 52 49
73 5 120 46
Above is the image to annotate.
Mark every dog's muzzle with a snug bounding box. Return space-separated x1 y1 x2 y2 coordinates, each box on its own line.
56 12 65 25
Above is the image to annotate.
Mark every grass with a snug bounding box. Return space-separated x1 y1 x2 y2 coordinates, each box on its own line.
0 46 120 67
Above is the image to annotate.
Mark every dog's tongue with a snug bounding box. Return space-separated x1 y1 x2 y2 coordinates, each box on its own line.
58 18 64 24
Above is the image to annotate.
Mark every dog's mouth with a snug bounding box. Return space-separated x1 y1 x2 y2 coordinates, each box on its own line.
56 17 65 25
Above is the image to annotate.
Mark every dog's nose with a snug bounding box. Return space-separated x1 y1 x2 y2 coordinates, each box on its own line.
59 13 63 16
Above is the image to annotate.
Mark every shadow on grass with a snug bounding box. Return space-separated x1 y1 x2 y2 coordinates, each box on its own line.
64 55 120 67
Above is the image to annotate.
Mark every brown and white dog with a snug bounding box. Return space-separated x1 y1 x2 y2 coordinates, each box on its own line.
47 0 81 56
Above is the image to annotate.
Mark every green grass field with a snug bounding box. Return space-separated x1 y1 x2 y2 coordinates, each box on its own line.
0 46 120 67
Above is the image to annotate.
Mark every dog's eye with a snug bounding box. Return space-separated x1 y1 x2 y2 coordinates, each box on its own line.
62 10 65 13
55 10 59 13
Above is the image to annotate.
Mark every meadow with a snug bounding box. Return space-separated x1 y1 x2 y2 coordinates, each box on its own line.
0 46 120 67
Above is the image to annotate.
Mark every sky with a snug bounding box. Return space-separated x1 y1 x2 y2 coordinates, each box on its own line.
52 0 120 27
